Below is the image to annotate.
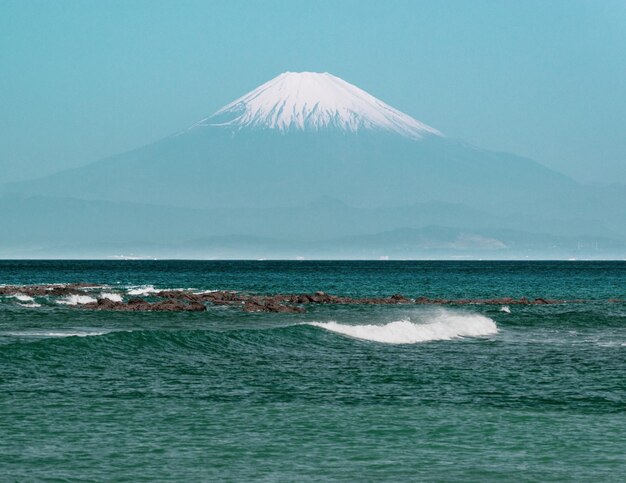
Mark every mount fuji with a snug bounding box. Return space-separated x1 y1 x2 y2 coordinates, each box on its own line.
3 71 575 209
2 72 625 258
197 71 441 138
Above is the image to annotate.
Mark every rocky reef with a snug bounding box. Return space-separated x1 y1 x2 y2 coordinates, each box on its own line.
2 284 622 313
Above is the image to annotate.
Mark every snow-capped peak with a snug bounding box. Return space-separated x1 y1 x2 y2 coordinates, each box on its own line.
194 72 442 139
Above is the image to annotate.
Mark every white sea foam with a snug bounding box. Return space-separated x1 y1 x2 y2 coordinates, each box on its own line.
127 285 158 296
500 305 511 313
11 294 35 302
595 341 626 348
57 295 97 306
101 292 123 302
18 302 42 308
127 286 192 296
3 330 111 338
309 310 498 344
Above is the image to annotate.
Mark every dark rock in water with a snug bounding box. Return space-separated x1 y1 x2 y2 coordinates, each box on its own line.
94 298 125 310
0 284 98 297
295 294 314 304
200 291 246 305
243 297 305 313
82 296 206 312
157 290 205 303
242 299 263 312
150 299 207 312
389 294 411 303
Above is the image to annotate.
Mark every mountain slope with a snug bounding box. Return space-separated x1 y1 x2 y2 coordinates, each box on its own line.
3 127 580 212
3 71 575 211
2 71 624 256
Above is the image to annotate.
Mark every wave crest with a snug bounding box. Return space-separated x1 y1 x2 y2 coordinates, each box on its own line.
57 295 97 306
127 285 158 296
101 292 123 302
3 330 112 338
308 310 498 344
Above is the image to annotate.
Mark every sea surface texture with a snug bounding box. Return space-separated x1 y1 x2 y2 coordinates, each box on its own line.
1 260 624 481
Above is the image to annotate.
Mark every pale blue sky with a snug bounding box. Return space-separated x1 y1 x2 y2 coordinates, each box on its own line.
1 0 625 183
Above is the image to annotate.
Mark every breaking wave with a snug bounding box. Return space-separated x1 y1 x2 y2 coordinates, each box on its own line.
308 310 498 344
3 330 112 338
127 285 158 296
101 292 123 302
12 294 35 302
57 295 98 306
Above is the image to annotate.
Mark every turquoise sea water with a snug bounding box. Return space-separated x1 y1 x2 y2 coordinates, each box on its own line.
1 261 625 481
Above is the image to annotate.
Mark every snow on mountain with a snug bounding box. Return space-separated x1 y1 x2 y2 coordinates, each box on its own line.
192 71 442 139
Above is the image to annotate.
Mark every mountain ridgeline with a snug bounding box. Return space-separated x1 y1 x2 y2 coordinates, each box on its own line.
2 72 624 258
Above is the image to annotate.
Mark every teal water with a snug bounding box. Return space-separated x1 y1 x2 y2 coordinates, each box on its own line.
1 261 625 481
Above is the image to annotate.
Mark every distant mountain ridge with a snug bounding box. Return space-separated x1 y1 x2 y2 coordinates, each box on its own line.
2 194 624 259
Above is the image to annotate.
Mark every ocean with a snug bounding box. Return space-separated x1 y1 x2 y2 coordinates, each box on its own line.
1 260 624 481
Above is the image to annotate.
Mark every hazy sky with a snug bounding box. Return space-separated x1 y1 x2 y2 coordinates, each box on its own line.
1 0 625 183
